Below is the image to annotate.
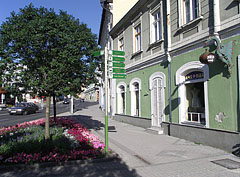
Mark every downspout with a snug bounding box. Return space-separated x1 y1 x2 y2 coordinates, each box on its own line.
213 0 221 37
238 55 240 131
166 0 172 124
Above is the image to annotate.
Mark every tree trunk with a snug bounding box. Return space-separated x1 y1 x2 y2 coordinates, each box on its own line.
53 94 56 123
45 96 50 140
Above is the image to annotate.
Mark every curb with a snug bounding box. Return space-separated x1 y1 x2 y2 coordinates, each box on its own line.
0 153 120 172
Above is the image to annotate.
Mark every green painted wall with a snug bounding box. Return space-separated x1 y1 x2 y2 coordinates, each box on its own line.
171 35 240 131
116 62 168 119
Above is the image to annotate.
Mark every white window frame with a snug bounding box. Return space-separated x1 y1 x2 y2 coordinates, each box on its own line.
118 33 124 51
116 82 127 114
176 61 209 127
149 72 166 126
130 78 141 117
132 18 142 53
178 0 200 26
150 3 163 44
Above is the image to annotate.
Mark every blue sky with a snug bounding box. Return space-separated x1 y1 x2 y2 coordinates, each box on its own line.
0 0 102 36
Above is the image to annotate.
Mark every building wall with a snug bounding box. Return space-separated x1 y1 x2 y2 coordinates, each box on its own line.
112 0 138 26
107 0 240 132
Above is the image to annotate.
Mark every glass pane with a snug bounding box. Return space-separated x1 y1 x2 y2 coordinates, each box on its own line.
154 23 158 41
185 0 190 23
192 0 198 19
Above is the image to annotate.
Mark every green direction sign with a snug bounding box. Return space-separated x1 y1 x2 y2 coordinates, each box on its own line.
93 50 104 57
113 56 125 62
112 50 125 56
113 62 125 67
113 68 125 73
113 74 126 79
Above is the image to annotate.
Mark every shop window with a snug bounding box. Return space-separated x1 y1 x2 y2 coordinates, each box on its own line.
186 82 205 124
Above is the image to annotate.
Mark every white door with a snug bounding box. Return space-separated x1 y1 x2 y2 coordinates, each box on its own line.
151 77 164 127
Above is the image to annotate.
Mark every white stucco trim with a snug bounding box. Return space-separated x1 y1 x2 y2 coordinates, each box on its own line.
130 78 141 116
149 72 166 126
176 61 209 127
149 72 166 90
116 82 127 114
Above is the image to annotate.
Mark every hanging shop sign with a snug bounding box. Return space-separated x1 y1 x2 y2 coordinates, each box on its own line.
199 50 216 64
185 71 204 82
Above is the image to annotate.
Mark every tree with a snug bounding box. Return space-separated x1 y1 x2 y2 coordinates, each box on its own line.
0 4 100 139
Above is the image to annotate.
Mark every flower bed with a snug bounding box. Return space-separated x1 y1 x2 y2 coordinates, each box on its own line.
0 117 105 165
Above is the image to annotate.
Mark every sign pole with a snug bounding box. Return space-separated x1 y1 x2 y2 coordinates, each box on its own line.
104 46 109 155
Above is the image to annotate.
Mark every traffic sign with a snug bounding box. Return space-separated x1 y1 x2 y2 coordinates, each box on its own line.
113 68 125 73
109 50 125 56
113 74 126 79
113 62 125 67
93 50 104 57
113 56 125 62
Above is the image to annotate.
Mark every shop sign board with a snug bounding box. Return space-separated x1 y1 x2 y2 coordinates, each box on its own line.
185 71 204 81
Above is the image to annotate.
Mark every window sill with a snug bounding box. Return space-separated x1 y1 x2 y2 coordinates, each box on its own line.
181 121 206 127
177 16 203 32
131 50 143 59
148 39 164 50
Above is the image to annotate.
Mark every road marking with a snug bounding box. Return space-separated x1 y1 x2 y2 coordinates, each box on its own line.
0 118 9 122
0 113 9 116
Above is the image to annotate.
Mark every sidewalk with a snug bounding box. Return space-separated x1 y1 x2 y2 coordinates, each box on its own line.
1 103 240 177
61 103 240 177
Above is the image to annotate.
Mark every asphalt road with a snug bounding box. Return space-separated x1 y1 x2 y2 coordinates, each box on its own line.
0 100 98 128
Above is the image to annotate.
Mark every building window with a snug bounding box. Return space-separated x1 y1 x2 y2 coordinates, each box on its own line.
134 24 141 52
180 0 199 25
133 83 140 116
176 61 209 127
119 37 124 51
130 78 141 117
151 9 162 43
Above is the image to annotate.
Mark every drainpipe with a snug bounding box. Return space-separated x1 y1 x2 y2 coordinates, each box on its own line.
213 0 221 37
238 55 240 131
166 0 172 123
167 53 172 123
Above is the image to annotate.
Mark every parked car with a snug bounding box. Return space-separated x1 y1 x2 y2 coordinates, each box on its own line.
63 98 70 104
8 102 39 115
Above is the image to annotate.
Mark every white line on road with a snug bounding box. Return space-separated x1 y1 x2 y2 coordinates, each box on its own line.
0 119 9 122
0 113 9 116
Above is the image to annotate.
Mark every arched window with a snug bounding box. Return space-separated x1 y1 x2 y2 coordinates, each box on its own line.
130 78 141 117
176 61 209 127
117 82 126 114
149 72 166 127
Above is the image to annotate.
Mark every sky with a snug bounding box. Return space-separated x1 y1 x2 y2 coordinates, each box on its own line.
0 0 103 37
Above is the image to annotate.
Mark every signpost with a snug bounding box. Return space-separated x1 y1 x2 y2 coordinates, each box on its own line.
93 49 126 155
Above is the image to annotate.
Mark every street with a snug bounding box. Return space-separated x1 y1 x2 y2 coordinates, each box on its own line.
0 100 98 128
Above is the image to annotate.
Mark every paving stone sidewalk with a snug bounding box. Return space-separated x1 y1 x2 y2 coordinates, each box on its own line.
68 103 240 177
1 102 240 177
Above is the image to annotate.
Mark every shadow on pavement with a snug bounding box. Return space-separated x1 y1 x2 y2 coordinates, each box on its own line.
70 115 105 130
232 144 240 157
74 101 99 112
1 158 140 177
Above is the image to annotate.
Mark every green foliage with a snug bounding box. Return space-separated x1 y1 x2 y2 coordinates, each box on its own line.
0 3 100 97
0 125 71 156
